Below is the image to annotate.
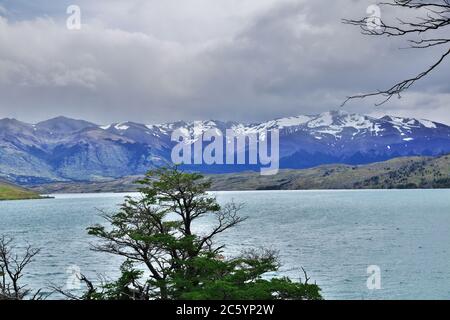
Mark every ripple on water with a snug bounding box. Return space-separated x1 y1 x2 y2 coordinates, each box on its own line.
0 190 450 299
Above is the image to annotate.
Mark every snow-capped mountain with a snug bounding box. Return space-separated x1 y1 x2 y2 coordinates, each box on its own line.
1 111 450 184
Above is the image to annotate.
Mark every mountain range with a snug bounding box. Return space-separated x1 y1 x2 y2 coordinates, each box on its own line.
1 110 450 184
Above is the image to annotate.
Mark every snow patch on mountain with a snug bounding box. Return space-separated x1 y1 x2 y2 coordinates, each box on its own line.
418 119 437 129
273 115 312 128
307 112 333 128
114 123 130 131
152 111 443 142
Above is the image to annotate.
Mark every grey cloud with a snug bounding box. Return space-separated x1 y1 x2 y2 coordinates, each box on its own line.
0 0 448 124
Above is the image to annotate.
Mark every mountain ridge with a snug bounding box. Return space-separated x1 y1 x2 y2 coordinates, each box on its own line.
2 110 450 184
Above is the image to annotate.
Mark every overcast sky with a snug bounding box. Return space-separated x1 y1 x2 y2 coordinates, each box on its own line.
0 0 449 124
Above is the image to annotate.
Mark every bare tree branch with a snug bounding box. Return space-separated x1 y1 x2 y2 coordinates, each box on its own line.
342 0 450 105
342 48 450 106
0 236 41 300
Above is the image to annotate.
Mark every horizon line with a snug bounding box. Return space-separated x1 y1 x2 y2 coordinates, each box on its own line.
0 110 447 127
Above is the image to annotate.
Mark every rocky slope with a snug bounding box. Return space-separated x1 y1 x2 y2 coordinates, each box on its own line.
1 111 450 184
29 154 450 193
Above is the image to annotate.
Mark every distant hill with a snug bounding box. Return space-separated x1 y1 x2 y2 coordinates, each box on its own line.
0 180 43 201
2 111 450 184
210 154 450 190
29 154 450 193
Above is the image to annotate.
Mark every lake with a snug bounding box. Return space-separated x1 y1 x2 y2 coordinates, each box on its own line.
1 190 450 300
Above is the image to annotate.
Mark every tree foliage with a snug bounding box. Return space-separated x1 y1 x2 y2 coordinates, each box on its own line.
81 166 322 300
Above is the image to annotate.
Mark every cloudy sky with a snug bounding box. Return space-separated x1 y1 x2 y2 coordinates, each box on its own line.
0 0 449 124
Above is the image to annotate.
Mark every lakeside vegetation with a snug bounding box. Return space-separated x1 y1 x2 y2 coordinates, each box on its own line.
211 154 450 190
0 181 43 201
28 154 450 194
1 167 322 300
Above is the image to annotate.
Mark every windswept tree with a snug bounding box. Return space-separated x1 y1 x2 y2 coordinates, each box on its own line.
0 236 41 300
343 0 450 105
78 167 321 300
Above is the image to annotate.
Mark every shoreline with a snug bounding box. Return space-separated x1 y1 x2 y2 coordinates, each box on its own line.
0 195 54 202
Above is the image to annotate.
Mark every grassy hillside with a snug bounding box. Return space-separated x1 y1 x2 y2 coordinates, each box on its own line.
29 154 450 193
0 180 43 201
210 154 450 190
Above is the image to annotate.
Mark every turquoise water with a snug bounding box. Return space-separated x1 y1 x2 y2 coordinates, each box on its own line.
1 190 450 300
